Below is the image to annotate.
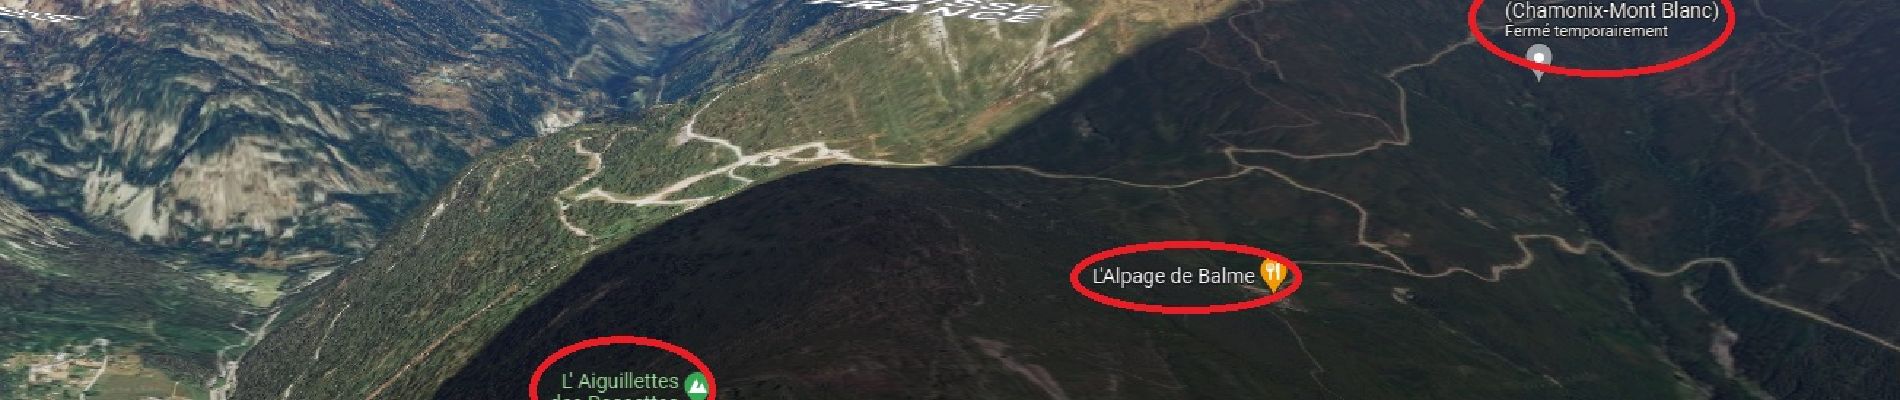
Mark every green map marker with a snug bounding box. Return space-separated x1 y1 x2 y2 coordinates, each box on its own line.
684 372 709 400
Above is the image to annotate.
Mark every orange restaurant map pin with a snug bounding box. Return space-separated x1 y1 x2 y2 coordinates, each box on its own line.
1260 259 1287 292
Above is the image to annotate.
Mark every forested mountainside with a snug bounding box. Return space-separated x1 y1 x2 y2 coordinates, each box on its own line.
1 0 758 395
0 0 757 267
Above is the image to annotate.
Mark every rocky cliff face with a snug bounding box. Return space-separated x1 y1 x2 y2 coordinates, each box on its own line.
0 0 756 268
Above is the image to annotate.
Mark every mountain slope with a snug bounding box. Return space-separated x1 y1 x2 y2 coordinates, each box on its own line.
437 164 1707 399
427 0 1900 397
233 1 1236 398
0 193 245 385
1 0 761 396
246 0 1898 398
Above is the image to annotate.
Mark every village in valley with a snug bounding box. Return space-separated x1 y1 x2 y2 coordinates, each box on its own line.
2 338 196 400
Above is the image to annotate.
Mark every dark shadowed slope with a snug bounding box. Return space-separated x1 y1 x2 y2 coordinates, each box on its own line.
438 162 1700 399
435 0 1899 398
237 0 1900 398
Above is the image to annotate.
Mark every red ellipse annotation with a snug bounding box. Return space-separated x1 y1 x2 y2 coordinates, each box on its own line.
1069 240 1304 315
530 335 717 400
1466 0 1736 78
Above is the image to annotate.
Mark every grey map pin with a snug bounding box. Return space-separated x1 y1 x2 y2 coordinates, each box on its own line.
1526 44 1553 82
